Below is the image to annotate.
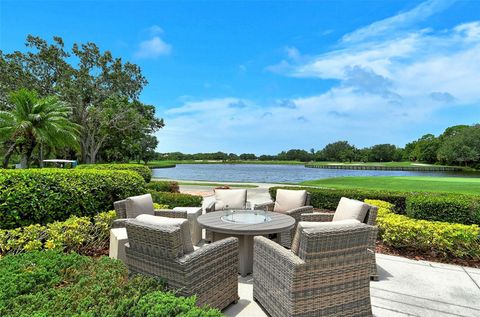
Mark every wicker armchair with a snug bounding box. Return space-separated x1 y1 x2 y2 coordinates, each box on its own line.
253 222 377 317
125 219 239 310
113 196 187 228
300 198 379 280
204 189 249 242
255 189 313 248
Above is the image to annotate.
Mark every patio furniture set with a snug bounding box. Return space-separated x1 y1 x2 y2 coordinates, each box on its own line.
110 188 379 316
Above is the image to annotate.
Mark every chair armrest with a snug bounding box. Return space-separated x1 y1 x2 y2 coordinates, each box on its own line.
286 206 314 219
112 218 129 228
205 200 216 213
177 237 239 284
300 212 334 222
254 236 304 282
254 201 274 211
154 209 187 218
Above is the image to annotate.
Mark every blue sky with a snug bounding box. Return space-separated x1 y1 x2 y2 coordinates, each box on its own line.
1 0 480 154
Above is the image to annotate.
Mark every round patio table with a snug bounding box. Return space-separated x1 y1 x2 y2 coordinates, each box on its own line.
198 210 295 276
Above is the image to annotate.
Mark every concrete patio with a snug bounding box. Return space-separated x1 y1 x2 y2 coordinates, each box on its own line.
224 253 480 317
173 180 480 317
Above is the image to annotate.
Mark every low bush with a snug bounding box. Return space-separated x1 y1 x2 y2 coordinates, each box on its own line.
147 180 180 193
149 191 203 208
0 251 222 317
368 199 480 259
270 186 407 213
0 169 145 229
406 194 480 225
0 211 116 256
77 163 152 182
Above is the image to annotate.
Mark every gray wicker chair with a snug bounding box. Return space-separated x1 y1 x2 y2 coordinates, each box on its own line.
125 219 239 310
300 199 379 280
113 198 187 228
255 190 313 248
253 222 377 317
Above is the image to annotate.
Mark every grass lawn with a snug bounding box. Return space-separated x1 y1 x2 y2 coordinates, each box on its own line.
300 176 480 195
144 160 306 166
306 161 459 167
177 181 258 188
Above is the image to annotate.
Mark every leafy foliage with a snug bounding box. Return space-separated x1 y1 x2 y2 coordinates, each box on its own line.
77 163 152 182
0 211 116 255
0 169 145 229
406 194 480 225
147 180 180 193
149 191 203 208
0 251 222 316
368 199 480 259
0 89 80 168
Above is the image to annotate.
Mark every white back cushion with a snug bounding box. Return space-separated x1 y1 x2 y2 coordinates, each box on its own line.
135 214 194 254
214 189 247 210
291 219 361 255
274 189 307 213
125 194 154 218
332 197 370 222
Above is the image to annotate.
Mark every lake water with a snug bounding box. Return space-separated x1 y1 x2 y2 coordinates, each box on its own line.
152 164 477 183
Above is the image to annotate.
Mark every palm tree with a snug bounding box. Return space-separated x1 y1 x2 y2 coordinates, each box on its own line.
0 89 81 168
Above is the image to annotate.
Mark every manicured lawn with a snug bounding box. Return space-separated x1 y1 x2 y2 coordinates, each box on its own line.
306 161 458 167
146 160 306 166
300 176 480 195
177 181 258 188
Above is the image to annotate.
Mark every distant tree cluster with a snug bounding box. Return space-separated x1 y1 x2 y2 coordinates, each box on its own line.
0 35 163 167
157 124 480 168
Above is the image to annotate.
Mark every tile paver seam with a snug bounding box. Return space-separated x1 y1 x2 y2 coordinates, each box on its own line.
371 304 419 317
371 286 480 311
462 267 480 291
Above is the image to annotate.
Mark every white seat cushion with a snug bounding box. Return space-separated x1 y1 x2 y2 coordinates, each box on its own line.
125 194 154 218
214 189 247 210
135 214 194 254
332 197 370 222
291 219 361 255
273 189 307 213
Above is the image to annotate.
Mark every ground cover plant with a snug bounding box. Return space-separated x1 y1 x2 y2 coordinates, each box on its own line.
0 169 145 229
147 180 180 193
368 200 480 259
149 191 203 208
300 176 480 195
0 251 222 317
78 163 152 182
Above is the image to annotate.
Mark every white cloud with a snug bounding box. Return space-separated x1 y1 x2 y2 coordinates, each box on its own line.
135 36 171 58
135 26 171 59
342 0 457 43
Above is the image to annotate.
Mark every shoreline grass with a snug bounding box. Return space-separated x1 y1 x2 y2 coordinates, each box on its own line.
300 176 480 195
176 181 258 188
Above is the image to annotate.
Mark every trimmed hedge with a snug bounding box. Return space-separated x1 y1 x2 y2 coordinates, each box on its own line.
149 191 203 208
0 211 116 256
0 169 145 229
270 186 480 225
406 194 480 225
0 251 222 316
77 163 152 182
269 186 407 213
368 199 480 259
147 180 180 193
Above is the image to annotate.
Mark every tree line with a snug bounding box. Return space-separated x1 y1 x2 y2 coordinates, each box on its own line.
157 124 480 168
0 35 163 168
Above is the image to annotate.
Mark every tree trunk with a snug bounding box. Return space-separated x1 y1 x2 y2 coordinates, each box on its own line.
2 143 17 168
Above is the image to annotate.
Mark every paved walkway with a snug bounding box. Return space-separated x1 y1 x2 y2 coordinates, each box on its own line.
173 180 480 317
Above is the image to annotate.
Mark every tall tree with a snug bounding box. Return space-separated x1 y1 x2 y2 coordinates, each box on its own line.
0 89 80 168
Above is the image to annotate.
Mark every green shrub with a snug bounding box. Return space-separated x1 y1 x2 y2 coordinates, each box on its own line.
0 211 116 255
147 180 180 193
406 194 480 225
0 251 221 316
0 169 145 229
270 186 407 213
367 199 480 259
77 163 152 182
149 191 203 208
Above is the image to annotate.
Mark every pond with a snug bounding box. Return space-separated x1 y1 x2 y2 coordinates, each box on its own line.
151 164 477 183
